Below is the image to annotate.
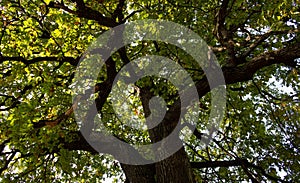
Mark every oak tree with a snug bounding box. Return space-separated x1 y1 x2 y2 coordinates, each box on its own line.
0 0 299 182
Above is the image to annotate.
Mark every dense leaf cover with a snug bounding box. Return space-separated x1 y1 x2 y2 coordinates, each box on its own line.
0 0 299 182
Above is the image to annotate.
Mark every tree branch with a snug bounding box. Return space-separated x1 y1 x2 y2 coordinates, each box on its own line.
198 42 300 99
191 159 247 168
223 42 300 85
240 29 300 59
0 56 79 66
191 158 289 183
112 0 125 21
214 0 236 66
48 2 118 27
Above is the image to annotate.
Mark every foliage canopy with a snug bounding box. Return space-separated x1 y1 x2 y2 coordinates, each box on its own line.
0 0 299 182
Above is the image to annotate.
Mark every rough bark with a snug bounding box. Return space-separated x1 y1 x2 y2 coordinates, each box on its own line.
121 164 156 183
155 147 195 183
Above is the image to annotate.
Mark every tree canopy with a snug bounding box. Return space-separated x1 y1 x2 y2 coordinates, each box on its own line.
0 0 299 182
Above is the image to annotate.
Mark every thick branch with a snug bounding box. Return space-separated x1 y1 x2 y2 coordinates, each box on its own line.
223 42 300 85
48 2 118 27
112 0 125 21
61 131 156 182
195 42 299 103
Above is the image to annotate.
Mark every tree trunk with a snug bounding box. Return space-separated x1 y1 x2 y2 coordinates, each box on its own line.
120 88 195 182
121 164 156 183
155 147 195 183
121 148 195 183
